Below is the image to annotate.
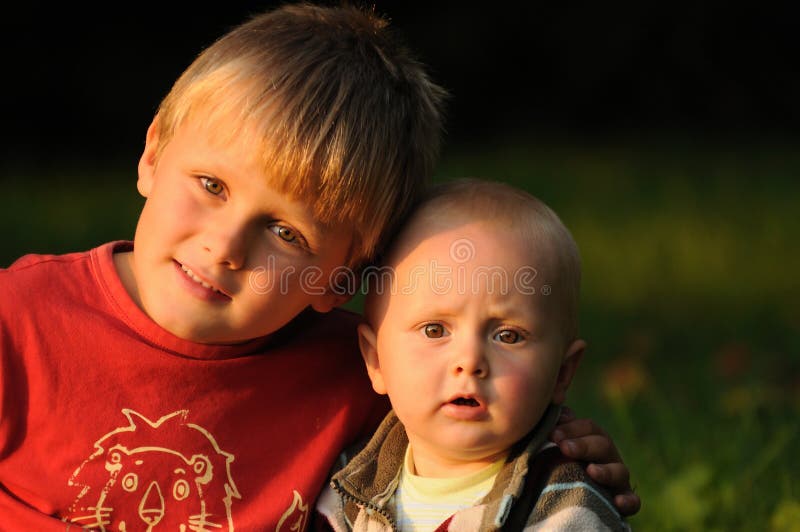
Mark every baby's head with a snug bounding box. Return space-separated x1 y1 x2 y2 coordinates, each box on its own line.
120 4 446 344
358 179 586 476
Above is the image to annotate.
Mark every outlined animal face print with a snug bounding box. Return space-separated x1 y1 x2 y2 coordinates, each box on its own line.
64 409 240 531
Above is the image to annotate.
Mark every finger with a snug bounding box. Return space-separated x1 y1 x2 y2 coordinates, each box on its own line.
613 492 642 517
586 463 630 490
550 418 607 444
557 405 576 424
557 434 622 463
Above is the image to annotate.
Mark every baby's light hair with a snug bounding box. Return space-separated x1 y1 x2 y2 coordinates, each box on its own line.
378 178 582 343
154 3 446 265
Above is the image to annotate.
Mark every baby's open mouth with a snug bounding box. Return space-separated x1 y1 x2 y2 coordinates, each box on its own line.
450 397 480 407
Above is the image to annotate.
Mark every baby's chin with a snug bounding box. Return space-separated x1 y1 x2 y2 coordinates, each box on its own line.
412 447 512 478
406 431 519 475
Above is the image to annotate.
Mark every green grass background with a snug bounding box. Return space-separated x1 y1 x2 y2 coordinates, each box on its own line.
2 138 798 530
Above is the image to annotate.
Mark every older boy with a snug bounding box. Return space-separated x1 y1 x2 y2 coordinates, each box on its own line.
0 4 635 529
318 179 628 531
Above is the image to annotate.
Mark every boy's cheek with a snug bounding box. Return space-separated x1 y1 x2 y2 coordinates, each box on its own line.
246 250 318 286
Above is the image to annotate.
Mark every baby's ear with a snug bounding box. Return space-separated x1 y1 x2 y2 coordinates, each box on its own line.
137 116 160 198
552 339 587 405
357 322 387 395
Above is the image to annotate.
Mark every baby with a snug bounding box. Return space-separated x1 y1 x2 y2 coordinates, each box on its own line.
317 179 629 530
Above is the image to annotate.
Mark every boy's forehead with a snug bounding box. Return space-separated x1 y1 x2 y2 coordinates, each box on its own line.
181 113 262 161
168 118 351 235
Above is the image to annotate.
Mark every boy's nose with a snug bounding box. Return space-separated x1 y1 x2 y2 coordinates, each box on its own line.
202 224 249 270
452 337 489 378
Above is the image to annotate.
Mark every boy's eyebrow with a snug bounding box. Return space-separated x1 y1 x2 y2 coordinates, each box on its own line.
300 223 328 253
303 218 354 257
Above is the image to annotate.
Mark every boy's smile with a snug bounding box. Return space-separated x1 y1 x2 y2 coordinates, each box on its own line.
114 118 353 345
175 260 232 302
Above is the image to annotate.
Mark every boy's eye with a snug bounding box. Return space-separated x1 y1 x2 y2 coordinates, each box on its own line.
494 329 521 344
276 226 296 243
269 224 302 246
423 324 445 338
200 177 224 195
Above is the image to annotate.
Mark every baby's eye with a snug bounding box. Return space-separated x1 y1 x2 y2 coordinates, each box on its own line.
200 176 224 196
494 329 521 344
423 323 446 338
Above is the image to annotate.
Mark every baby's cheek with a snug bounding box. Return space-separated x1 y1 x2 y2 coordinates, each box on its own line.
502 373 553 421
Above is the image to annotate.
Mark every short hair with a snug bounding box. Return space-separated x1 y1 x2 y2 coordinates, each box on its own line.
373 178 582 342
154 3 447 264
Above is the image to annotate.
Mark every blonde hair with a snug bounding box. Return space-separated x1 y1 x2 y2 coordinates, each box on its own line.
380 178 582 342
154 3 446 264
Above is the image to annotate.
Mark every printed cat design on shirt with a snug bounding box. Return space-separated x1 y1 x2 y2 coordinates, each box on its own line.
63 409 240 531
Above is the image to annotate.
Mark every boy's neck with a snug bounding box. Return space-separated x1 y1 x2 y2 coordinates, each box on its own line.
112 250 143 309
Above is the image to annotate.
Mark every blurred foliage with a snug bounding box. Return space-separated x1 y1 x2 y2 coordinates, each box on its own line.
1 168 143 264
2 139 798 530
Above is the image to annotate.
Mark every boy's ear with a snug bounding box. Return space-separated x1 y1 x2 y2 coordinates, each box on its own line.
357 322 387 395
137 116 160 198
552 339 587 405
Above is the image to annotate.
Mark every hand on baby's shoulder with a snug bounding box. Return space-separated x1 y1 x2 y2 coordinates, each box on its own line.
550 406 641 517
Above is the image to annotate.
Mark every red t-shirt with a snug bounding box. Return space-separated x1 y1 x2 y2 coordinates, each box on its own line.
0 242 388 530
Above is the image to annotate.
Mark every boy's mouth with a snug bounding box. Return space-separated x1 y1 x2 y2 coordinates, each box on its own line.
175 261 231 299
180 264 222 293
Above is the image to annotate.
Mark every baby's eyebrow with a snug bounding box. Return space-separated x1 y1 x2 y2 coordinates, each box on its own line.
406 298 459 317
484 303 538 324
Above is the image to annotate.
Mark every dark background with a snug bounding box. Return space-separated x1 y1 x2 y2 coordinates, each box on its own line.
2 1 799 171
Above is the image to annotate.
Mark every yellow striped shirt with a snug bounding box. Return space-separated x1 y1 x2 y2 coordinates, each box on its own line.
393 447 505 531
